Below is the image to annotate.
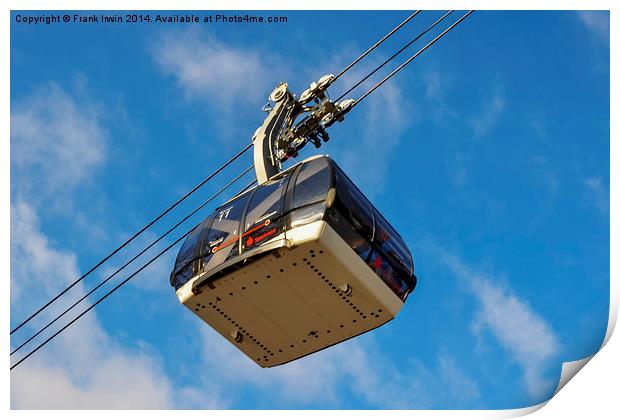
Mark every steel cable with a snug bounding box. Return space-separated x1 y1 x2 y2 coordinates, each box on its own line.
10 166 255 357
10 228 193 370
351 11 475 109
335 10 454 102
332 11 421 84
10 142 253 335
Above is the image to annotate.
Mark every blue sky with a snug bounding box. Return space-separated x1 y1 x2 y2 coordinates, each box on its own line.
9 10 610 409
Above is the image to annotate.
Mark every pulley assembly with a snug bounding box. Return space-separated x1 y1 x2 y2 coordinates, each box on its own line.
252 75 354 184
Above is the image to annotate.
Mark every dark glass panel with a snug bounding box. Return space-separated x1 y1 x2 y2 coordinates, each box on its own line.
325 209 371 260
242 175 288 251
368 251 409 299
292 158 331 210
172 216 212 289
373 212 411 275
332 164 374 239
202 192 252 271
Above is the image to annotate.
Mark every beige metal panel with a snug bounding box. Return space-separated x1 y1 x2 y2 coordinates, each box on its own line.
286 221 403 316
178 221 404 368
285 220 325 247
318 223 403 315
184 272 301 366
273 245 388 345
283 222 402 335
228 257 331 354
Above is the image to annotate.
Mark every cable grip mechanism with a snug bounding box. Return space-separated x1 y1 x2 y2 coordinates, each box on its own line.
252 76 354 184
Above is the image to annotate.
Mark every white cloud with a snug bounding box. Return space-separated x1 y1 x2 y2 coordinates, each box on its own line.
339 82 413 197
424 71 442 99
193 323 479 408
338 342 480 408
97 229 178 292
423 71 459 125
584 176 609 216
10 200 80 305
11 83 107 204
442 253 560 401
438 355 481 405
10 83 113 319
9 83 188 408
153 30 275 109
470 277 558 398
196 326 344 406
469 87 505 139
577 11 610 41
447 152 470 187
10 200 182 409
12 352 173 409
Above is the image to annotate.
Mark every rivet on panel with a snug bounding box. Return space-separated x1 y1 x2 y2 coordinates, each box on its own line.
230 329 243 343
339 283 353 296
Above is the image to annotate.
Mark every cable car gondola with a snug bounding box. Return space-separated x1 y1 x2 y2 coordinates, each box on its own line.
10 11 480 373
170 155 417 367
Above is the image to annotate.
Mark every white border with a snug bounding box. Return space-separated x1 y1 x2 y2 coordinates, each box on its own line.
2 1 617 418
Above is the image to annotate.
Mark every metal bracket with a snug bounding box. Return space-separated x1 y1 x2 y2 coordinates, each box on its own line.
252 83 297 184
252 76 355 184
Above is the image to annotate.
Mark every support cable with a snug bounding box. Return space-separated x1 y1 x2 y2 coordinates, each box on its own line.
10 142 253 335
351 11 474 109
10 166 255 357
10 228 193 370
335 10 454 102
332 11 421 84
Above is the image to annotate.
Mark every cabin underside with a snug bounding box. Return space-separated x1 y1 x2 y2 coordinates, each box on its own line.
176 221 404 367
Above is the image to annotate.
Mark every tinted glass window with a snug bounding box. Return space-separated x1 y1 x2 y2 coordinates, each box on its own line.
202 192 252 271
373 212 412 275
175 225 201 273
292 158 331 209
242 175 288 251
173 216 211 289
332 164 374 239
368 251 410 299
290 202 327 229
325 209 372 260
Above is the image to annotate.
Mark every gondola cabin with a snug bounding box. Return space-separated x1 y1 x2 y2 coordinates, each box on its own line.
170 155 417 367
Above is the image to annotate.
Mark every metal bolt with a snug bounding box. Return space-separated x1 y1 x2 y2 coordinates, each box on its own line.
230 329 243 343
339 283 353 296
